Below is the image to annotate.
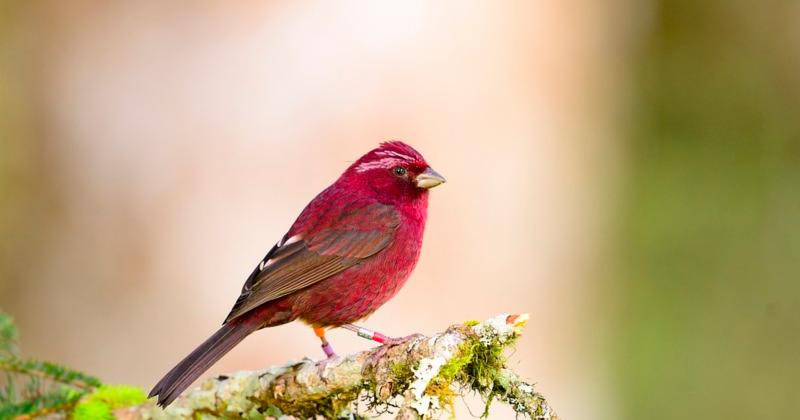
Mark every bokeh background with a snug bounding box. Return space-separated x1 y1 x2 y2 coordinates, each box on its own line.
1 1 799 419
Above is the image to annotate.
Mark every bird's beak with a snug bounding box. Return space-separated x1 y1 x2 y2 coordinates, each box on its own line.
416 167 446 189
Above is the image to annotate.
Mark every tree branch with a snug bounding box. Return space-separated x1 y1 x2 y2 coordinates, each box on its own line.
120 314 558 419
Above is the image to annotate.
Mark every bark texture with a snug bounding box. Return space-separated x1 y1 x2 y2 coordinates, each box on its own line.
120 314 557 419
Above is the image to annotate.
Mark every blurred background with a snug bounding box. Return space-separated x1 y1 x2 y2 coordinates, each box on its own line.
1 1 798 419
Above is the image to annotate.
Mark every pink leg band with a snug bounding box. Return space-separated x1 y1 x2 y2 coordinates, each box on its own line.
321 342 336 358
345 324 389 344
372 332 387 344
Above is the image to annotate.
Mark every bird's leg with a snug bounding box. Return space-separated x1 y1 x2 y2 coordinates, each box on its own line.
342 324 423 346
341 324 388 344
313 326 337 358
343 324 424 371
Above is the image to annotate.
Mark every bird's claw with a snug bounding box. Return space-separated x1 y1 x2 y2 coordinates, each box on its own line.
316 341 340 370
316 353 341 372
381 332 425 346
364 333 424 371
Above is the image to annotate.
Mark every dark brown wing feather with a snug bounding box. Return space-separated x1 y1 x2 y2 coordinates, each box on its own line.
223 202 400 323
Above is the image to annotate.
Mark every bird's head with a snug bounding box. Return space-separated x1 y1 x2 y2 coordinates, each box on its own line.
342 141 445 203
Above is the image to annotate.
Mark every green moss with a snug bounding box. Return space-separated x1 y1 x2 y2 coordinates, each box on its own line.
464 336 514 393
262 404 283 418
72 385 147 420
438 345 474 382
243 406 266 420
193 411 223 420
269 387 362 419
90 384 147 408
423 343 477 414
389 360 414 390
277 360 423 417
423 327 520 418
73 399 113 420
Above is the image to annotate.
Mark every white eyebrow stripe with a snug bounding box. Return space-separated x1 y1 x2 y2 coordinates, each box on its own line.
376 150 414 160
355 157 399 172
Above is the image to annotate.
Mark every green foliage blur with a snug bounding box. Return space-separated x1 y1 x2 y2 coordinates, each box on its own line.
1 312 93 418
72 385 148 420
614 1 800 419
0 312 146 418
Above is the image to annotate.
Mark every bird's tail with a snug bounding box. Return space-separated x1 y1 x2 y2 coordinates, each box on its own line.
149 319 260 407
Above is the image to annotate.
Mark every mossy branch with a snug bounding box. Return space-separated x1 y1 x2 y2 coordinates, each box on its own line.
124 314 558 419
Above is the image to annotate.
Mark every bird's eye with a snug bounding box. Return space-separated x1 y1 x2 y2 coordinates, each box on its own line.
393 167 407 176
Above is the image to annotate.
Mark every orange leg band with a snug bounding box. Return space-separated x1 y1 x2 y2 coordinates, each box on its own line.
312 327 336 358
313 327 326 338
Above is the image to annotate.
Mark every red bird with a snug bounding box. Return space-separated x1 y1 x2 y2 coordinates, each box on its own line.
149 141 445 407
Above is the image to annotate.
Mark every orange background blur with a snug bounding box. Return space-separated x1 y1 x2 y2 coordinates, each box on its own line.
2 2 799 419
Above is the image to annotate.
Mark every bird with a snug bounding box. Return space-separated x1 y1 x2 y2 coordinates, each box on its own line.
149 141 445 407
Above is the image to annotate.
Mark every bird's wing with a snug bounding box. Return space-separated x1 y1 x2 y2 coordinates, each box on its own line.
223 201 400 323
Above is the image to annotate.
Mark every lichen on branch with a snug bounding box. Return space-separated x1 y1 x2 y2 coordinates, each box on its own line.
124 314 558 419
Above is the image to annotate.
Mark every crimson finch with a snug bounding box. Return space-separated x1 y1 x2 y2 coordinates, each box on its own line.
149 141 445 407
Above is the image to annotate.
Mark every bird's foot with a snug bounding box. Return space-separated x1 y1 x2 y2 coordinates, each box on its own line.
341 325 425 369
364 333 424 371
342 324 424 346
380 332 424 346
314 342 340 372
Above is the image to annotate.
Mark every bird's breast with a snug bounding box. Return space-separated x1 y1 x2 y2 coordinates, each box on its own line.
294 219 425 326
